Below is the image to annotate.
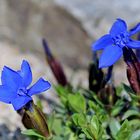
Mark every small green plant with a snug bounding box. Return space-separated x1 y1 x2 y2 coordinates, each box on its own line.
0 19 140 140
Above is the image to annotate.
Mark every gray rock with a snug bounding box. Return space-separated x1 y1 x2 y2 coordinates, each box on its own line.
55 0 140 38
0 125 28 140
0 0 91 69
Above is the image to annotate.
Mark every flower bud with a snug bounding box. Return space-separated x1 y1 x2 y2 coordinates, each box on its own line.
89 52 104 92
89 61 104 93
42 39 68 86
123 47 140 94
18 101 50 138
98 83 117 107
126 64 140 93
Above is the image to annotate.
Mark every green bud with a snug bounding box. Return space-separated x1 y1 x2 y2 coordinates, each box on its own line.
18 101 49 138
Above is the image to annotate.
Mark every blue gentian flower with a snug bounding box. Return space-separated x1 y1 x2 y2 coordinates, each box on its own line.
92 18 140 68
0 60 51 110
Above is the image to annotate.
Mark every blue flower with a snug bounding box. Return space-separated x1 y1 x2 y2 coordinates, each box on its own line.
0 60 51 110
92 18 140 68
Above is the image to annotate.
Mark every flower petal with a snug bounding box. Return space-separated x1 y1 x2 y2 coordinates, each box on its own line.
0 85 16 103
129 23 140 35
99 45 122 68
127 39 140 49
11 96 32 110
110 18 127 37
19 60 32 87
28 78 51 96
1 66 22 92
92 34 112 51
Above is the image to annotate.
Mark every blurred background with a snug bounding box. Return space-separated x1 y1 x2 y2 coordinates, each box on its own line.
0 0 140 139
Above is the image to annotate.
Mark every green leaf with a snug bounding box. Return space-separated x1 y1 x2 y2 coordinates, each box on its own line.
72 114 104 139
65 133 78 140
78 115 103 140
72 113 86 126
109 118 120 138
122 84 140 101
128 93 140 101
21 129 46 139
51 118 63 135
122 110 140 120
87 115 103 140
82 127 93 140
52 136 62 140
123 83 135 94
68 93 86 113
116 85 123 96
48 112 55 131
88 100 99 113
79 133 86 139
129 119 140 130
54 85 69 105
88 101 108 123
90 115 100 135
130 130 140 140
111 100 125 116
92 93 104 107
116 120 132 140
111 106 123 116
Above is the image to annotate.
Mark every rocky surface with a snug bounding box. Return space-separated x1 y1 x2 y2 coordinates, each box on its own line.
55 0 140 38
0 0 91 69
0 125 29 140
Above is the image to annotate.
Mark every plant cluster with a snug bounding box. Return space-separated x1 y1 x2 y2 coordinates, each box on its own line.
0 19 140 140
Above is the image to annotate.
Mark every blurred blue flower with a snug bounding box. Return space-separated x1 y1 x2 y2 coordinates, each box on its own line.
92 18 140 68
0 60 51 110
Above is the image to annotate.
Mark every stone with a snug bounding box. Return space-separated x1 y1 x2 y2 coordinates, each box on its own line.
55 0 140 38
0 0 91 69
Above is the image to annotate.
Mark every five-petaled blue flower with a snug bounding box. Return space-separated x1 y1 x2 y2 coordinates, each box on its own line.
92 18 140 68
0 60 51 110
